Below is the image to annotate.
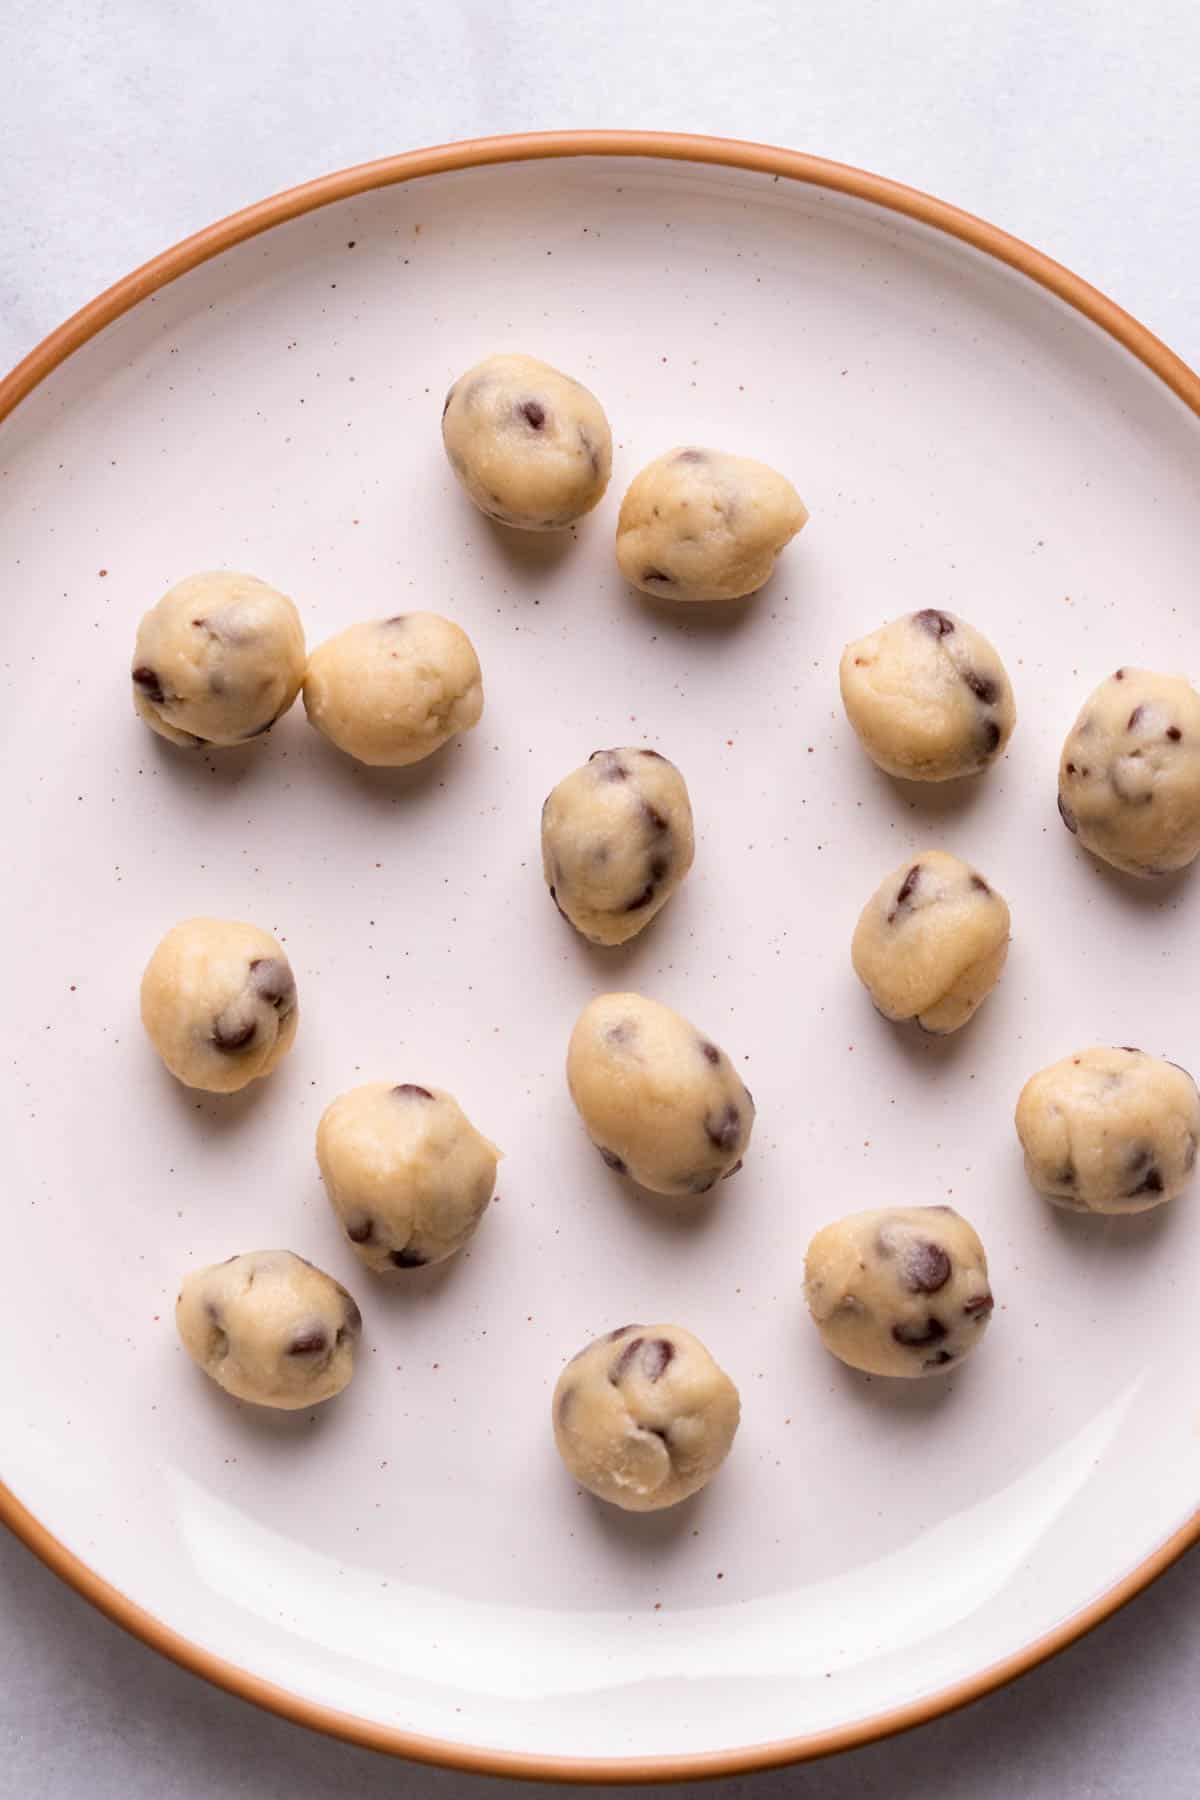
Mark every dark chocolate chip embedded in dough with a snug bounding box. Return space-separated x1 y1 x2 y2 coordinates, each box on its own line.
610 1336 645 1383
598 1146 628 1174
346 1216 374 1245
1168 726 1183 741
607 1323 640 1340
902 1240 952 1294
675 449 707 463
442 386 456 420
641 1338 675 1382
393 1083 434 1100
287 1327 329 1356
340 1296 363 1336
705 1102 741 1153
642 568 675 584
557 1384 577 1427
1058 790 1078 834
914 609 954 637
924 1349 957 1368
1114 668 1126 680
623 882 656 912
212 1017 256 1053
1125 1167 1164 1199
887 863 921 923
519 399 546 430
981 719 1002 753
963 670 999 705
249 957 295 1010
970 874 991 894
700 1042 721 1065
132 666 165 705
964 1293 995 1317
639 748 666 759
1128 705 1146 730
643 802 669 832
389 1248 428 1269
892 1317 948 1348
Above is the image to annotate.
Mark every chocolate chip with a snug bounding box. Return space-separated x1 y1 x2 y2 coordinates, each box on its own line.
389 1248 428 1268
606 1019 635 1046
132 665 165 705
887 863 921 923
675 449 707 463
341 1296 363 1337
700 1042 721 1065
963 670 998 705
981 719 1002 752
241 717 276 739
705 1102 741 1152
923 1349 957 1368
686 1172 719 1194
607 1323 640 1340
557 1384 577 1427
970 873 991 893
598 1146 628 1174
914 609 954 637
346 1216 374 1245
893 1317 948 1348
1066 762 1077 775
902 1240 952 1294
519 400 546 430
1168 726 1183 741
642 567 674 584
643 803 669 832
1114 668 1126 680
1119 1046 1142 1055
384 614 408 626
211 1017 256 1053
249 957 295 1011
590 750 628 781
1128 705 1145 730
442 386 455 420
641 1338 675 1381
577 428 600 477
548 884 568 919
721 1158 743 1179
287 1327 329 1356
1125 1167 1163 1198
623 883 656 912
392 1083 434 1100
1058 790 1078 834
1057 1162 1076 1186
964 1293 994 1317
639 748 665 759
610 1336 645 1383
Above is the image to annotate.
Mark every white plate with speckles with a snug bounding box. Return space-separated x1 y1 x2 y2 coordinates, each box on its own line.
2 136 1200 1780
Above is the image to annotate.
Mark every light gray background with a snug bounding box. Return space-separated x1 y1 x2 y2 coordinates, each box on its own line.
2 2 1197 1795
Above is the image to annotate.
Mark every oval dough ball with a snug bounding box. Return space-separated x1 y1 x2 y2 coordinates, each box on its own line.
441 353 612 530
852 850 1010 1034
616 446 808 601
303 612 483 767
840 608 1016 780
141 917 298 1093
541 748 695 945
317 1081 500 1270
566 992 754 1195
1057 668 1200 875
131 571 305 747
805 1206 994 1378
552 1322 740 1511
176 1250 362 1409
1015 1045 1200 1214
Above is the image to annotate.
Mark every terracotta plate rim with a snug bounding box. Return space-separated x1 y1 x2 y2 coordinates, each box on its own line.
1 129 1197 1781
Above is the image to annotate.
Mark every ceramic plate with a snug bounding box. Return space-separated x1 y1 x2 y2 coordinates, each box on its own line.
2 135 1199 1781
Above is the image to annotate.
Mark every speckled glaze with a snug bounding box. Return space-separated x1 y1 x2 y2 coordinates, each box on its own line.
2 146 1199 1776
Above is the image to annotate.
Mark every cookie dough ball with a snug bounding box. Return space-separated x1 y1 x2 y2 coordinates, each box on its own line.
441 353 612 530
616 447 808 602
852 850 1010 1034
840 608 1016 780
541 748 695 945
141 917 297 1093
805 1206 994 1378
317 1081 500 1270
176 1250 362 1409
303 612 483 767
552 1323 740 1511
131 572 305 747
1057 668 1200 876
567 992 754 1195
1015 1045 1200 1214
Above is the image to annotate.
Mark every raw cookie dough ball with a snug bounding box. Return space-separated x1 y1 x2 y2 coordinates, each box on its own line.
303 612 483 767
176 1250 362 1409
616 447 808 602
541 747 695 945
1015 1045 1200 1214
852 850 1010 1034
141 917 298 1093
566 992 754 1195
805 1206 995 1378
840 607 1016 780
552 1322 740 1511
1057 668 1200 875
441 353 612 529
131 571 305 747
317 1081 501 1270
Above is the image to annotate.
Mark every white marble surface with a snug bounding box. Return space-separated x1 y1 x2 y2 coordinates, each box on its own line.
2 1 1198 1793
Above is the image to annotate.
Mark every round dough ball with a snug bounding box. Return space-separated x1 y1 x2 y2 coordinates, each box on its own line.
615 446 808 602
441 353 612 530
852 850 1010 1034
176 1250 362 1409
317 1081 501 1270
541 747 695 945
805 1206 994 1378
1015 1045 1200 1214
840 608 1016 780
552 1322 740 1511
566 992 754 1195
131 571 305 747
1057 668 1200 876
141 917 298 1093
303 612 483 767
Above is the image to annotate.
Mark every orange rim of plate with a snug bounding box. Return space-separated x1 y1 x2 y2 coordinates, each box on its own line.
1 130 1197 1781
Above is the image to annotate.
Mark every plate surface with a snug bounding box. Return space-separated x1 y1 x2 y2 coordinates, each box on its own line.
3 140 1199 1778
